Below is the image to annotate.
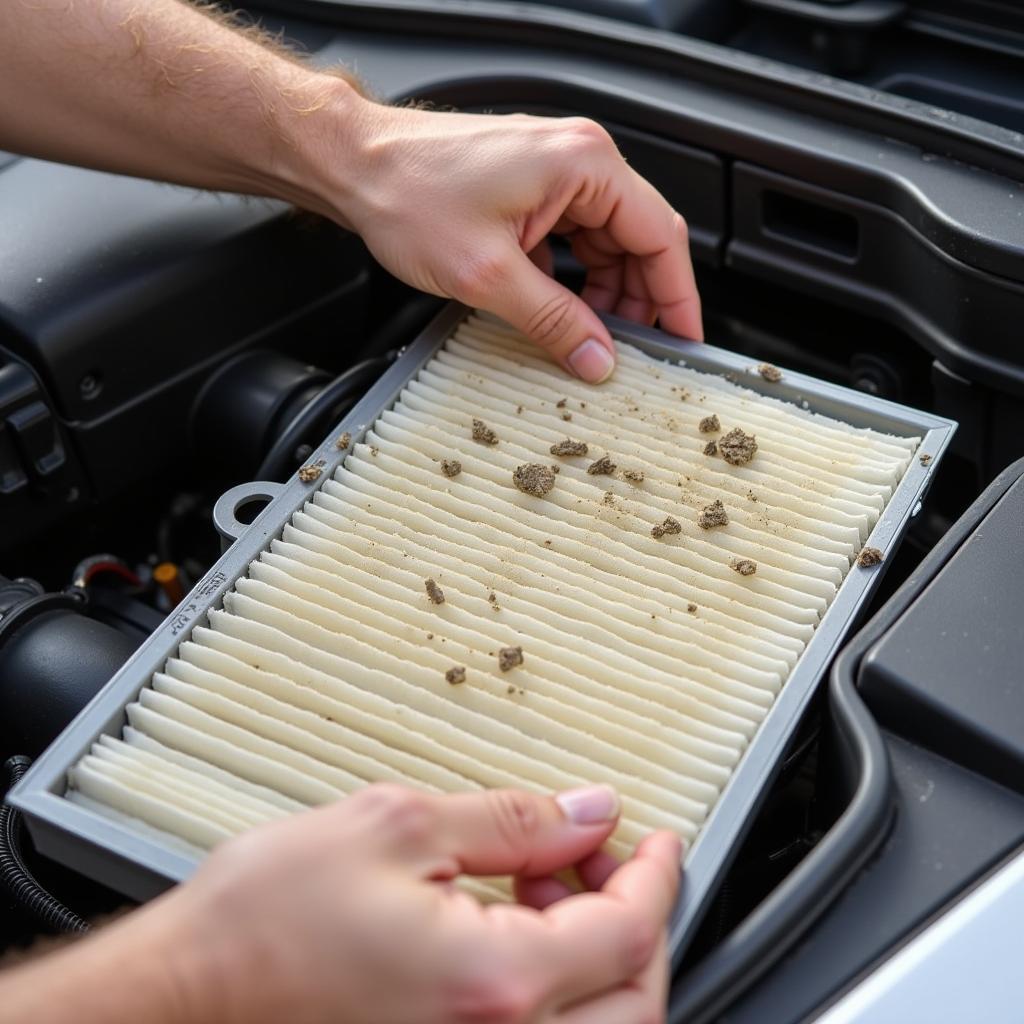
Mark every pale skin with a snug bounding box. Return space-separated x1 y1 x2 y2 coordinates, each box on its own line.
0 2 697 1019
0 786 681 1024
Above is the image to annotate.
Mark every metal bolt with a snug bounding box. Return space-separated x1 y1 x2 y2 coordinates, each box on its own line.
79 372 102 400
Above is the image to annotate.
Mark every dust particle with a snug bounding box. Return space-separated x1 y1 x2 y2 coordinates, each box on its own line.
516 405 523 414
699 414 721 433
441 459 462 478
507 684 516 694
472 419 499 445
561 411 573 421
498 646 523 671
857 546 884 568
370 446 379 457
730 558 757 576
424 578 445 604
550 439 588 457
335 432 352 451
698 499 729 529
556 398 568 408
445 666 466 685
603 491 615 506
651 516 682 539
757 363 783 383
426 633 434 640
587 455 617 476
298 461 325 483
747 489 758 502
687 602 697 613
703 441 718 457
719 428 758 466
513 463 556 497
623 469 645 484
919 453 932 466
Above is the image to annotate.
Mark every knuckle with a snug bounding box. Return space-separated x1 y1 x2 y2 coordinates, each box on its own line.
619 914 660 976
487 789 541 854
636 1008 666 1024
450 250 507 305
448 963 538 1024
351 784 435 846
526 293 575 349
561 116 614 152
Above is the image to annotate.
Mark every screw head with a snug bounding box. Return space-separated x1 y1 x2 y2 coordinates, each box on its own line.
79 372 102 400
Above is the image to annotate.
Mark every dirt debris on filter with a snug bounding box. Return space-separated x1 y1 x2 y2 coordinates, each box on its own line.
697 499 729 530
587 455 617 476
488 591 501 612
687 602 698 613
730 558 757 576
757 363 783 383
602 491 615 506
698 414 720 434
445 666 466 685
440 459 462 478
298 460 325 483
516 405 524 414
920 453 933 466
370 446 379 457
561 412 573 421
703 441 718 457
556 398 568 408
424 578 445 604
472 419 499 445
623 469 644 484
651 516 682 539
513 463 556 497
718 428 758 465
747 489 758 502
335 432 352 451
498 646 524 671
551 439 588 457
857 546 884 568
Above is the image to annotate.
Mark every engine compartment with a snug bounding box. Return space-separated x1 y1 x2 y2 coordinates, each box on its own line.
1 2 1023 1019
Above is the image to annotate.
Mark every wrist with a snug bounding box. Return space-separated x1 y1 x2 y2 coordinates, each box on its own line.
252 69 379 231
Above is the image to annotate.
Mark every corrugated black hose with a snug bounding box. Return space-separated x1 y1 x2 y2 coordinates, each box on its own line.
1 756 90 935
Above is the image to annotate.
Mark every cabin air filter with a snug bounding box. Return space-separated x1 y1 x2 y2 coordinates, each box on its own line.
8 303 956 958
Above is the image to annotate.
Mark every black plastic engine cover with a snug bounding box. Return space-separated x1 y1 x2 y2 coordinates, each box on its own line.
0 157 368 538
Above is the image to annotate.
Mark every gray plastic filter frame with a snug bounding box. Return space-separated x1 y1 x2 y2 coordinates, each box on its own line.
7 302 956 962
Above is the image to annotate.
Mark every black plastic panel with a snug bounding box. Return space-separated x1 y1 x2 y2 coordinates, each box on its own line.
860 475 1024 794
0 159 363 425
728 163 1024 396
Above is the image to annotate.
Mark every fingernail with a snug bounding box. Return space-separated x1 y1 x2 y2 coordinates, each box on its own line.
567 339 614 384
556 784 620 825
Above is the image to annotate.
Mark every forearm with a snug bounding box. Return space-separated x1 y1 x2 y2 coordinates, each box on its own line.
0 891 233 1024
0 0 360 220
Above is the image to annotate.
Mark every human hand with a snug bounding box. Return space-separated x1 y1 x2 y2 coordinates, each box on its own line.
301 96 703 382
143 784 681 1024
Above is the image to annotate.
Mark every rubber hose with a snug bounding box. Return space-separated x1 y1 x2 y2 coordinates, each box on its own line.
256 354 396 481
1 756 90 935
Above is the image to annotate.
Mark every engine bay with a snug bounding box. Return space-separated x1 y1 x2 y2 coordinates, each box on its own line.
2 2 1023 1020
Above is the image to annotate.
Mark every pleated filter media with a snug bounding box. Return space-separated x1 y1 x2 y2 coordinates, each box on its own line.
66 311 919 895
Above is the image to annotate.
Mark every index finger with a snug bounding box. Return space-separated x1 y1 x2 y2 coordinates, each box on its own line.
569 164 703 341
521 832 682 1009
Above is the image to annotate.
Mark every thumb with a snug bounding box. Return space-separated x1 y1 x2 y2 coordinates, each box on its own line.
478 249 618 384
420 785 621 880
